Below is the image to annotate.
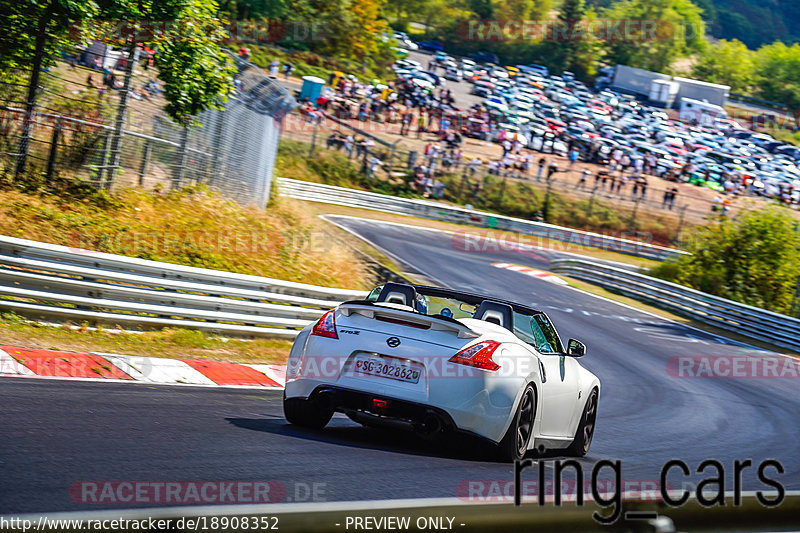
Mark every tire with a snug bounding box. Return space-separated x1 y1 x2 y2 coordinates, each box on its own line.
497 385 537 462
283 393 333 429
567 389 598 457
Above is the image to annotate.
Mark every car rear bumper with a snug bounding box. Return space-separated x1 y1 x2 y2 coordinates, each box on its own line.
310 385 458 436
285 374 520 443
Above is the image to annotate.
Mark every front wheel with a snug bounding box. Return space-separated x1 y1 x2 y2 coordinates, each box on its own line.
497 385 537 462
283 393 333 429
567 389 598 457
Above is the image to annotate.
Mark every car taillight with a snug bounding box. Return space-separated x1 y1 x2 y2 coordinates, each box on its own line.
312 310 338 339
449 341 501 371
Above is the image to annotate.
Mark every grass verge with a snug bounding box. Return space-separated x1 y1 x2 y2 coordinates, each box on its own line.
0 183 369 289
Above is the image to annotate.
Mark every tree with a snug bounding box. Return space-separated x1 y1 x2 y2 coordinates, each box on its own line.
92 0 234 187
602 0 706 73
692 39 753 93
153 0 236 124
1 0 99 175
650 207 800 315
309 0 390 63
752 42 800 124
555 0 585 68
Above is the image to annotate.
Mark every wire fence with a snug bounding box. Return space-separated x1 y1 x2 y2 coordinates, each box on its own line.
279 112 785 245
0 49 296 208
284 105 800 228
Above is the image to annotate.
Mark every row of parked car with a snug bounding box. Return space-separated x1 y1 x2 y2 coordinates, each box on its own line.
458 57 799 201
388 40 800 202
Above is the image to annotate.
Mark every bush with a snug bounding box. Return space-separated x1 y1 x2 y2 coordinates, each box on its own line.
648 207 800 314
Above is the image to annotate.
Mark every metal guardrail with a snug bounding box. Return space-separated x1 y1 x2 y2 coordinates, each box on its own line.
550 258 800 352
0 235 367 337
276 178 687 262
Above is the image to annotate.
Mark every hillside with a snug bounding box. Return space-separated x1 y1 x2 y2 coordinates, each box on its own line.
587 0 800 49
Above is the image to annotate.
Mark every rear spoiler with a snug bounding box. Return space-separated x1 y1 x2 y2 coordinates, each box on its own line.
338 302 480 339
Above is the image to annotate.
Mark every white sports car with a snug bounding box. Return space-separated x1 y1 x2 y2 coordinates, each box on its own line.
283 283 600 461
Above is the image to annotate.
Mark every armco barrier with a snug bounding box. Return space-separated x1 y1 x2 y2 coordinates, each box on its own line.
0 236 367 338
549 258 800 352
276 178 686 261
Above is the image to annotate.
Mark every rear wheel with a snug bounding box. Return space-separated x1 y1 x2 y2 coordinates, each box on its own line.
283 393 333 429
567 389 598 457
497 385 536 462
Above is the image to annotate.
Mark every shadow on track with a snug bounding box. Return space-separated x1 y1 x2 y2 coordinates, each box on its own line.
226 416 507 463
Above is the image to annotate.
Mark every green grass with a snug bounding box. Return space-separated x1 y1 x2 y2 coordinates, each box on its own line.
0 182 369 289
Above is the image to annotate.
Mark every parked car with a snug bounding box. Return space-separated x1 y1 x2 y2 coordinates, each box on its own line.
469 51 500 64
418 40 445 52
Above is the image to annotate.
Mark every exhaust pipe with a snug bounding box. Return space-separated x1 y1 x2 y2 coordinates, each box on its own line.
314 389 334 411
415 411 442 436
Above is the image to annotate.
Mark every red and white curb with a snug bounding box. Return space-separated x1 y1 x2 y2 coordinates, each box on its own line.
0 346 286 389
492 262 568 286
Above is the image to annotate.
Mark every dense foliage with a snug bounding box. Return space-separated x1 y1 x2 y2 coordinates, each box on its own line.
650 208 800 315
588 0 800 49
692 40 800 119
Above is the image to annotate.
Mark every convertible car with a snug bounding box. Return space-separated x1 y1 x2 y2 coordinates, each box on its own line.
283 283 600 461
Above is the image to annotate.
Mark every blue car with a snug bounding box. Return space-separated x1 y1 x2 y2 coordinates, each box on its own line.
418 40 445 52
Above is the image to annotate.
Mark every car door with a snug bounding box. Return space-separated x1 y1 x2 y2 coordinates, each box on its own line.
527 313 582 438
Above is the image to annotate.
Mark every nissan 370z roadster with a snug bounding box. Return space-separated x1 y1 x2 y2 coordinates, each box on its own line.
283 283 600 461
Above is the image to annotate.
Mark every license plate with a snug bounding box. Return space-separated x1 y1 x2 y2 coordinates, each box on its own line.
351 355 421 384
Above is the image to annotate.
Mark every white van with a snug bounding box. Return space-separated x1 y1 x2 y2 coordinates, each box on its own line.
679 98 727 127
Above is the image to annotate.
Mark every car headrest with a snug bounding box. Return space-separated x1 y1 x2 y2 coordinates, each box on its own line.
376 283 418 309
473 300 514 331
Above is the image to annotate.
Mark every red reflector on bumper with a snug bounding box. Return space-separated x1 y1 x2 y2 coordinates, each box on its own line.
372 399 387 413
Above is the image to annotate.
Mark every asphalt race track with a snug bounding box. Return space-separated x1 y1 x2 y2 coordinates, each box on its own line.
2 215 800 514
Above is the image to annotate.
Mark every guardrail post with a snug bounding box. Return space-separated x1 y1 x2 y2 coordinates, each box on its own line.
407 151 417 169
105 46 137 190
498 175 507 202
543 173 554 222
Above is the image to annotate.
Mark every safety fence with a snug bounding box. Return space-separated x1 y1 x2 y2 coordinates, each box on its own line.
1 51 295 208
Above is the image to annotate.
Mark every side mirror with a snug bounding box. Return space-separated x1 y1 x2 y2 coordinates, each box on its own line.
567 339 586 357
